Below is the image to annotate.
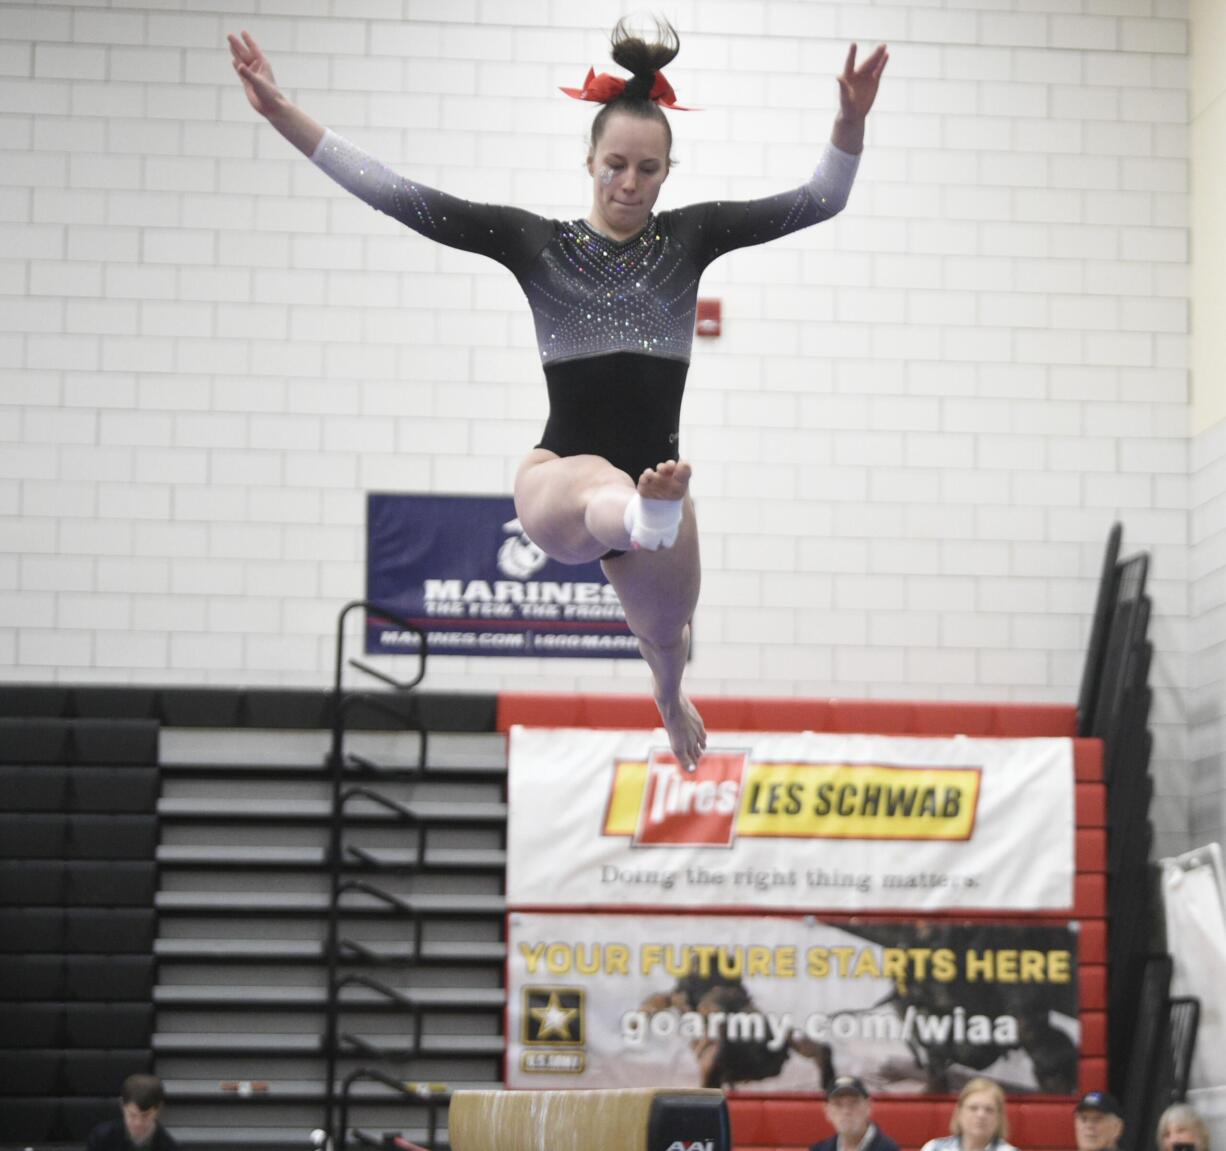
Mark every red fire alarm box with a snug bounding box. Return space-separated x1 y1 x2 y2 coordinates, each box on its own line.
696 298 721 337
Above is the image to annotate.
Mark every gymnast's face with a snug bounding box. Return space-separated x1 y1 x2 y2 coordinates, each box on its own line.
586 111 670 242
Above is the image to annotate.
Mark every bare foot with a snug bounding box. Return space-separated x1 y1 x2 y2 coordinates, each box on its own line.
638 458 692 501
624 460 692 551
655 689 707 772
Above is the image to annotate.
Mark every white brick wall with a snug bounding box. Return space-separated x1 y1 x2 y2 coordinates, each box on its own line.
0 0 1200 842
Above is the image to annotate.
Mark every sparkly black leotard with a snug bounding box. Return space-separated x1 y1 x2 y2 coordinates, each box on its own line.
312 130 857 479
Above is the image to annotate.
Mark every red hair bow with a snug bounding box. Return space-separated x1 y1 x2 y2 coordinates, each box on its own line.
559 67 693 110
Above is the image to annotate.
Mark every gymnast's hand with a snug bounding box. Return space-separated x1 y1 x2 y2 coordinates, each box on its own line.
228 29 285 119
228 29 325 157
831 42 888 154
838 42 889 122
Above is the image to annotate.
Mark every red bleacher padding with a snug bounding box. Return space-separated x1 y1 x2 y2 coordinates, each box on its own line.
825 701 1077 738
1070 873 1106 918
1080 1012 1106 1056
1081 964 1106 1008
729 1096 1087 1151
1010 1101 1079 1150
1078 921 1106 962
1077 829 1106 872
1072 740 1101 781
728 1098 957 1148
1079 1056 1107 1090
1076 784 1105 827
496 694 1078 738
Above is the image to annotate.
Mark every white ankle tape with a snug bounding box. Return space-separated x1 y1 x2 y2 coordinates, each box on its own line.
624 494 683 551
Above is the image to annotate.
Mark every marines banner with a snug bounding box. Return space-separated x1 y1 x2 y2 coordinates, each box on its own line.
507 729 1075 911
365 493 637 658
507 913 1081 1094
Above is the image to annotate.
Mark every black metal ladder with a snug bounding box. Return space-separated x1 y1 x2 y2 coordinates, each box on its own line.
321 600 433 1150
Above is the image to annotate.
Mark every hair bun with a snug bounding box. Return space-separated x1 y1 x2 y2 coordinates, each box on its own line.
609 15 679 101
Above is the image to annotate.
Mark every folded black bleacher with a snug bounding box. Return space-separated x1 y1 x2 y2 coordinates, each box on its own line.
0 764 160 811
1 684 508 1147
0 1048 151 1095
0 813 160 859
0 860 158 905
8 1003 155 1048
0 907 158 953
0 953 156 1002
0 715 161 1148
0 717 159 765
1 1097 132 1143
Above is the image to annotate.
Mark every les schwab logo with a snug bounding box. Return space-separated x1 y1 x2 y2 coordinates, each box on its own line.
602 748 983 847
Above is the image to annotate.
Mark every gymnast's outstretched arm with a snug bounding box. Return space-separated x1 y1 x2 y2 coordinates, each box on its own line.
668 42 888 266
228 29 551 268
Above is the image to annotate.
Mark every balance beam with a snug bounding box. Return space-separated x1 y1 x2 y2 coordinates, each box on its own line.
448 1087 730 1151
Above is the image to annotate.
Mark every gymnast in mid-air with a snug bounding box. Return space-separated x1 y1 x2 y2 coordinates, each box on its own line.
229 19 887 770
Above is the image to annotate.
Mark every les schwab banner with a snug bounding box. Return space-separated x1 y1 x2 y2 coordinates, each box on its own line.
507 729 1075 912
507 913 1080 1095
365 493 637 658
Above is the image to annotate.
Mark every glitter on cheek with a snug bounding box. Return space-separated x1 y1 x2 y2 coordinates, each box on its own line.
598 166 615 187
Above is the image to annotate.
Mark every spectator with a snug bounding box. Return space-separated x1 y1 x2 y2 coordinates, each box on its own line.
920 1078 1017 1151
1157 1103 1210 1151
86 1074 179 1151
810 1075 901 1151
1074 1091 1125 1151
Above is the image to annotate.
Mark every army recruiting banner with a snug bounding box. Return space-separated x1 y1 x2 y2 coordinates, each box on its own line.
506 913 1081 1094
365 493 637 658
507 729 1074 912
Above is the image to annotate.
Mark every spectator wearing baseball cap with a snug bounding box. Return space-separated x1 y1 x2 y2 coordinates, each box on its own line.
1076 1092 1125 1151
810 1076 901 1151
921 1078 1018 1151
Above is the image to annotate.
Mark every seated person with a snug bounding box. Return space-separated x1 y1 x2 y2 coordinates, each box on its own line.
1157 1102 1209 1151
87 1073 179 1151
810 1075 901 1151
920 1077 1017 1151
1075 1091 1126 1151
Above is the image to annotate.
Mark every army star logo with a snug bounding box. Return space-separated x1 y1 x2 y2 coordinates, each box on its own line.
528 990 580 1041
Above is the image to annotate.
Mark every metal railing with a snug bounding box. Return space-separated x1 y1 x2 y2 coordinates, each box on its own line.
335 1068 448 1151
322 600 429 1146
